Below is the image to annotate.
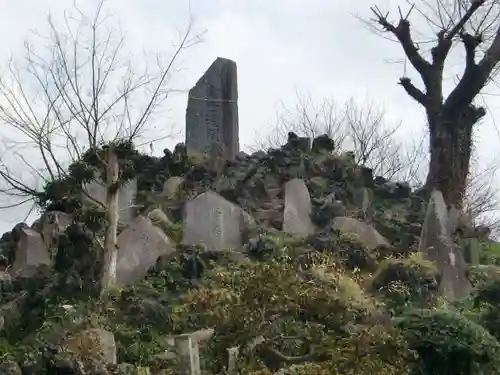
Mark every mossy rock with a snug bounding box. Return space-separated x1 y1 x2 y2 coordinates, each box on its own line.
335 232 378 272
371 254 439 313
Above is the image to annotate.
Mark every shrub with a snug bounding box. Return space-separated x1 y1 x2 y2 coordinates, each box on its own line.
472 279 500 341
169 255 378 372
480 242 500 265
395 308 500 375
248 325 414 375
467 265 500 288
370 254 439 314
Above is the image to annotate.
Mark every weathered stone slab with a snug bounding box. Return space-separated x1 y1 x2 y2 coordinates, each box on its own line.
418 190 471 300
162 176 184 198
185 57 239 160
11 229 51 274
283 179 315 236
183 191 254 251
176 336 200 375
333 217 390 250
311 134 335 153
116 216 175 284
147 208 174 229
207 142 227 174
226 346 240 374
459 237 480 265
351 187 373 223
37 211 73 251
83 178 137 224
448 205 475 237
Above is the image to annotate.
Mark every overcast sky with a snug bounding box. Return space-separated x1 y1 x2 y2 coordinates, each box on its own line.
0 0 499 232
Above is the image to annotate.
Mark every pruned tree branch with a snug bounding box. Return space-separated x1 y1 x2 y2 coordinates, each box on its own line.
399 77 427 104
371 5 432 82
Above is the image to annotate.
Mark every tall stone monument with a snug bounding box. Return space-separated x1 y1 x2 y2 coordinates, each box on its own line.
185 57 239 160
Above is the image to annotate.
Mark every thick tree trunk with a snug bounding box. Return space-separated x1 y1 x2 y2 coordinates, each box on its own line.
101 145 120 294
425 109 475 209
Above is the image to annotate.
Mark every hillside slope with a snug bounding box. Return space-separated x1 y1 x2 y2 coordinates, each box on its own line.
1 134 500 375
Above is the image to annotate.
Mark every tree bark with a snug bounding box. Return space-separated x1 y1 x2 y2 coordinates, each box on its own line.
101 145 120 294
425 107 478 208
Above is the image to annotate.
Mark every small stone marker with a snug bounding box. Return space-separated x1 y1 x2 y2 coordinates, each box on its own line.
283 179 314 236
11 229 51 274
176 335 200 375
418 190 471 300
183 191 254 251
226 346 240 373
163 329 214 375
185 57 239 160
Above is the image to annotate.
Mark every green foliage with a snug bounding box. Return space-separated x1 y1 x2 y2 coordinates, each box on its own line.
168 253 379 371
36 177 83 212
395 308 500 375
35 140 140 215
186 151 208 165
112 323 164 366
467 265 500 287
159 221 183 243
246 229 312 261
307 177 328 198
335 232 378 271
480 242 500 265
471 279 500 341
249 325 414 375
371 254 439 314
54 223 103 298
9 135 500 374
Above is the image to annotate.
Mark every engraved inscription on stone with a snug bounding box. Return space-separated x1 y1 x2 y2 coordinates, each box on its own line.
185 57 239 160
213 207 223 241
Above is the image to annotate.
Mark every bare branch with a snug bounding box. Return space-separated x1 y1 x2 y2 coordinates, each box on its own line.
255 93 424 182
399 77 427 104
371 5 432 81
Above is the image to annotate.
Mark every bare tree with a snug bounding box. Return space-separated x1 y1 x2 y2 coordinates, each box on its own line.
343 98 405 180
368 0 500 208
252 91 348 151
0 0 202 292
463 155 500 234
393 133 429 187
255 92 426 183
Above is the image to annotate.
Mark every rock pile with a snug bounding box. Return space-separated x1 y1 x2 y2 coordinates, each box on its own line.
0 131 493 375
